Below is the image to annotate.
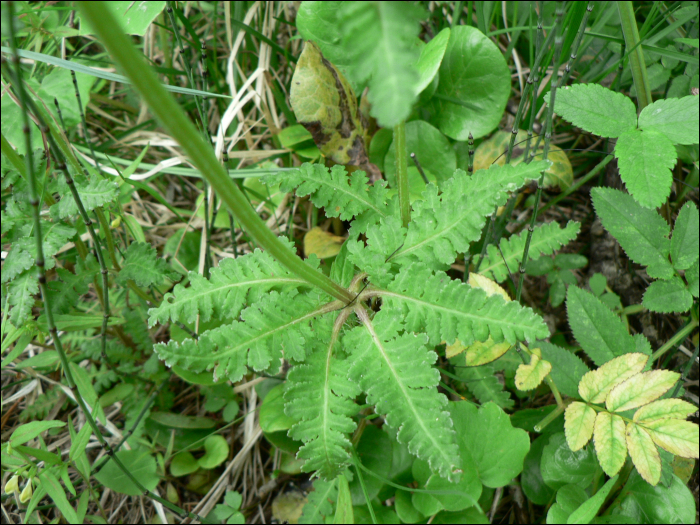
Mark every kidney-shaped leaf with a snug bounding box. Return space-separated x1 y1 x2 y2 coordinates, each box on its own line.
198 435 230 470
541 433 599 491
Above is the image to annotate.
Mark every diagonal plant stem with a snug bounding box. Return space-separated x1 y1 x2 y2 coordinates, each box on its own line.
77 1 354 304
516 1 566 302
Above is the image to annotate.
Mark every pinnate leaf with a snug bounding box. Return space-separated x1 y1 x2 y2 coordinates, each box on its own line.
638 95 700 145
626 423 662 486
9 271 39 326
478 221 580 283
2 248 34 283
614 128 676 209
578 353 648 404
643 419 699 459
642 277 693 313
605 370 680 412
591 187 673 279
566 286 637 367
633 399 698 424
455 363 514 409
564 402 596 452
344 312 461 480
53 178 118 218
117 242 178 288
552 84 637 138
594 412 627 477
670 201 699 270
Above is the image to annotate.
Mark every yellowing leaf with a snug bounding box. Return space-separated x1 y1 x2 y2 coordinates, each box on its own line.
473 130 573 190
633 398 698 424
578 353 648 404
626 422 661 486
468 273 510 302
515 352 551 391
565 401 596 451
644 419 700 459
606 370 680 413
290 42 379 179
594 412 627 477
303 227 346 259
445 339 467 359
463 339 511 366
671 456 695 485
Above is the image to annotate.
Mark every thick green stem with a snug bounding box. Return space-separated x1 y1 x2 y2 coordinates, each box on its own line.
77 1 353 304
394 121 411 228
618 1 652 110
650 316 698 362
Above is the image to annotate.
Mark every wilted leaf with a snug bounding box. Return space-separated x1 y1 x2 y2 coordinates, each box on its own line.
606 370 680 413
578 353 648 404
515 350 551 391
303 227 345 259
626 423 662 486
564 402 596 452
594 412 627 477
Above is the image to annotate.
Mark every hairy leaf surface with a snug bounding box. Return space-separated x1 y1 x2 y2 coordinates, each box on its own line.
638 95 700 145
117 242 178 288
52 178 118 218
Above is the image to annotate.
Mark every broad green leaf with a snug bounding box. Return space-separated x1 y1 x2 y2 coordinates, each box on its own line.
566 286 637 367
147 412 216 430
638 95 700 145
594 412 627 477
290 42 377 178
1 248 34 283
449 401 530 488
414 455 481 512
626 423 662 485
643 277 694 313
539 342 590 399
567 475 619 524
515 351 552 391
333 475 354 524
170 452 199 477
37 470 78 524
38 68 96 132
198 435 229 469
670 201 699 270
94 449 158 496
547 485 588 524
394 490 424 523
414 28 450 94
384 120 457 185
541 433 599 491
522 434 557 505
644 419 699 459
296 1 348 66
348 425 392 504
564 402 596 452
633 399 698 424
552 84 637 138
614 471 695 523
429 26 510 139
578 353 648 404
10 420 66 447
339 1 424 128
79 1 165 36
615 128 676 209
606 370 680 412
590 187 674 279
686 259 699 298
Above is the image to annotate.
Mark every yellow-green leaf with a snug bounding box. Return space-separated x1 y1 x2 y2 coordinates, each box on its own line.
644 419 699 459
468 273 510 301
606 370 680 413
578 353 648 404
633 398 697 424
463 338 511 366
565 401 596 451
594 412 627 477
290 42 379 179
515 351 552 391
626 422 661 486
303 227 345 259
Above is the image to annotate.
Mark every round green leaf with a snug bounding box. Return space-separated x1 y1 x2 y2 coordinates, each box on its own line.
349 425 392 505
414 28 451 95
296 2 347 65
521 434 557 506
170 452 200 477
428 26 510 140
259 383 297 433
95 449 158 496
394 489 424 523
540 433 599 490
384 120 456 185
613 472 695 524
198 435 229 470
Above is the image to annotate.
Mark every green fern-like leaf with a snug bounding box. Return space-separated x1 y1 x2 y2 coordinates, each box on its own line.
299 478 339 524
52 178 118 218
4 222 77 279
479 221 581 283
2 247 34 283
285 319 360 479
456 364 514 410
149 247 310 326
346 215 406 287
382 263 549 346
344 311 462 480
391 162 549 268
154 291 327 382
8 270 39 326
117 242 179 288
47 255 99 314
19 387 65 422
266 164 390 232
338 1 424 127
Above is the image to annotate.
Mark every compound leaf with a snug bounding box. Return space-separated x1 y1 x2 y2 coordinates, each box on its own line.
299 478 338 524
52 178 118 218
643 419 699 459
614 128 676 209
594 412 627 477
606 370 680 413
578 353 648 404
633 399 698 424
455 362 514 409
670 201 699 270
552 84 637 138
591 187 673 279
117 242 178 288
642 277 693 313
564 402 596 452
9 270 39 326
514 350 551 391
626 423 662 486
638 95 700 145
